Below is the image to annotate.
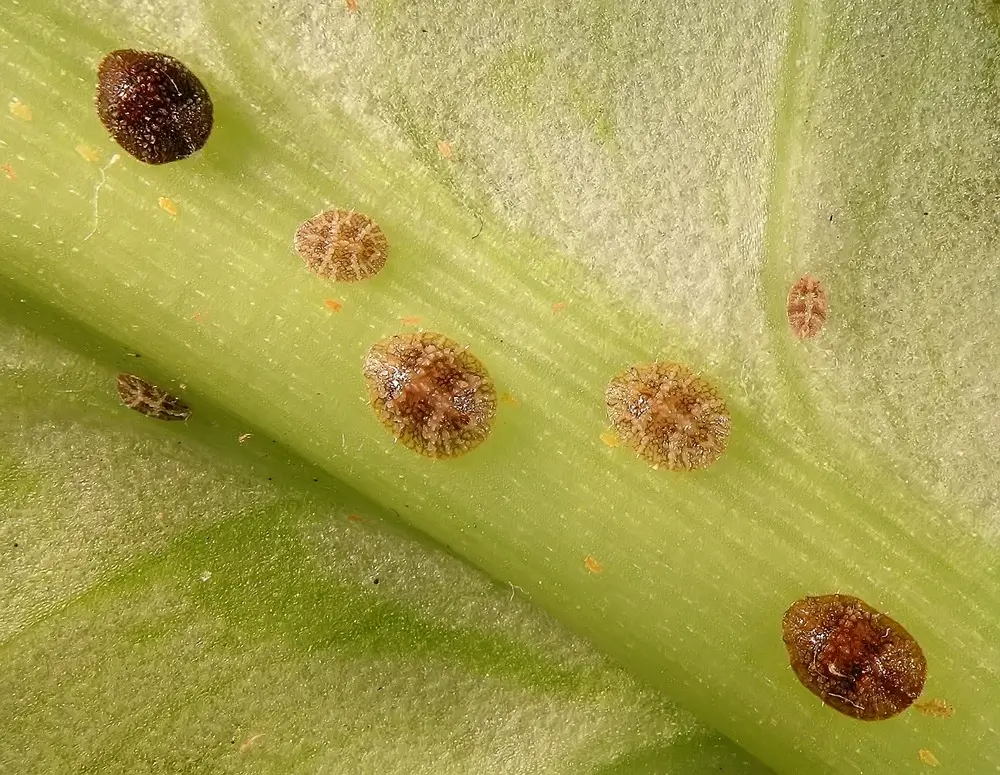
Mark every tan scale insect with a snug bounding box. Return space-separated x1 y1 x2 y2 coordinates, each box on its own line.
786 274 829 339
116 373 191 421
294 209 388 282
605 362 731 471
362 332 496 459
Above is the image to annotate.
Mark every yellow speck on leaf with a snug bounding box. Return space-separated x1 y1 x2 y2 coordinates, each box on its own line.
323 299 343 312
915 699 955 718
399 315 422 325
1 164 15 181
75 145 100 162
9 99 32 121
584 556 604 574
500 392 518 406
551 302 566 313
600 432 619 448
158 197 179 216
238 433 252 444
437 140 453 159
240 734 265 753
918 749 940 767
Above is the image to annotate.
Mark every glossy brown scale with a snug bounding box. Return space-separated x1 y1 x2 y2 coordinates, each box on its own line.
363 332 496 458
96 50 213 165
782 594 927 720
116 373 191 421
605 361 731 471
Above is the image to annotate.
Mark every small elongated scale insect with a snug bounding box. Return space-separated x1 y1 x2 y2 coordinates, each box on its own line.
294 209 388 282
782 594 927 721
96 49 213 165
786 274 829 339
362 332 496 458
116 373 191 421
914 698 954 718
605 361 731 471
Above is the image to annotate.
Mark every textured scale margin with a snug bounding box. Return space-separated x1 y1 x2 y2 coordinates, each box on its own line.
362 332 497 459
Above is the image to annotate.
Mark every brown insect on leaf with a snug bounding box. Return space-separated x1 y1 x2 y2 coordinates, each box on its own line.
782 594 927 721
786 274 829 339
96 50 213 165
363 332 497 458
116 373 191 421
294 209 388 282
605 362 731 471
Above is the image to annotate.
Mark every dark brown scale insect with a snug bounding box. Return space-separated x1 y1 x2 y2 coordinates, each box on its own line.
605 362 731 471
782 594 927 721
116 373 191 421
362 332 496 458
96 50 213 165
294 209 388 282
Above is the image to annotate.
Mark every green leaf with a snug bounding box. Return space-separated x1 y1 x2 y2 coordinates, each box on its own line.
0 321 764 773
3 0 1000 772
